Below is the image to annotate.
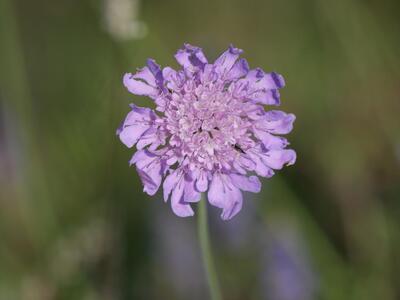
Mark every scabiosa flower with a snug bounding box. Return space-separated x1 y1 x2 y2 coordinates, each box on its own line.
117 44 296 220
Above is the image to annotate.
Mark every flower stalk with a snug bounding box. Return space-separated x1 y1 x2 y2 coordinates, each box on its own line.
198 195 222 300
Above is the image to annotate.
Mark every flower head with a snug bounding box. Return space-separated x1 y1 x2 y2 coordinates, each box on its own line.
117 44 296 220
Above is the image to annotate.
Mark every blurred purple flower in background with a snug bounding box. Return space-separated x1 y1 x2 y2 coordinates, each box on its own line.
261 222 318 300
117 44 296 220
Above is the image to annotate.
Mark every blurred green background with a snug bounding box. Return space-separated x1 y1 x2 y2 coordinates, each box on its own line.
1 0 400 299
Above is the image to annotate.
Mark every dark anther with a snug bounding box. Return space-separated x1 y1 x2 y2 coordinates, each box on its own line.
192 127 203 135
214 127 220 130
234 143 246 154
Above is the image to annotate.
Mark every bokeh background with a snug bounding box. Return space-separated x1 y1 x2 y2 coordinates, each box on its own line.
1 0 400 299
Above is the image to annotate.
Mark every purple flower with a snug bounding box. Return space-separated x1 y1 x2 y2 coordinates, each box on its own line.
261 224 318 300
118 44 296 220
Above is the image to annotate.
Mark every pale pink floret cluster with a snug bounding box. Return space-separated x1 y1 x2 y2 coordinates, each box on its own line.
118 44 296 220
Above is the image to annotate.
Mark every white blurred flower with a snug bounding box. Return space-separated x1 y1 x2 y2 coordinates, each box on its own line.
103 0 147 40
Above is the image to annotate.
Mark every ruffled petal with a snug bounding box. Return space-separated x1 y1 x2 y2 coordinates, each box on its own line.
207 173 226 208
246 69 285 90
225 58 249 81
263 110 296 134
183 174 201 203
117 104 157 148
136 130 160 150
232 154 256 174
221 191 242 221
118 126 148 148
146 59 164 90
253 130 289 150
247 148 275 178
163 169 195 216
171 174 194 217
214 45 243 75
136 167 161 196
163 169 181 202
162 67 185 91
123 73 159 97
253 162 275 178
175 44 208 72
199 64 218 84
208 173 243 221
248 144 295 176
262 149 297 169
250 89 281 105
131 66 156 86
230 174 261 193
270 72 285 88
130 150 164 196
194 169 208 192
241 69 285 105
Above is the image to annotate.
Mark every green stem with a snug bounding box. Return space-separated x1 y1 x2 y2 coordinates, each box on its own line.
198 195 223 300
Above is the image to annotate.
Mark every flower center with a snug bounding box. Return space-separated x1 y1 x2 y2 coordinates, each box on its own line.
163 80 251 170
